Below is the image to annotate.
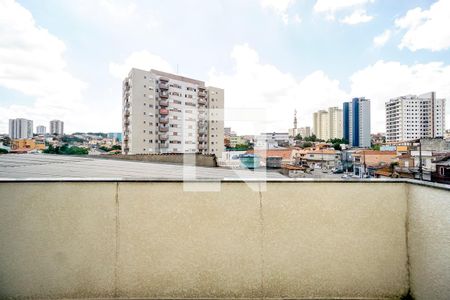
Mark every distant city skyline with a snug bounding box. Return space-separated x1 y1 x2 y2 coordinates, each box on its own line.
1 0 450 134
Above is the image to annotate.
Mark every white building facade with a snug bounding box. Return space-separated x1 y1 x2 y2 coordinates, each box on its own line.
49 120 64 135
386 92 446 142
122 69 224 157
9 118 33 139
36 125 46 135
313 107 343 141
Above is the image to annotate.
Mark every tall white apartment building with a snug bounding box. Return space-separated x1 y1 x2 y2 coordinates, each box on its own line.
36 125 46 135
122 68 224 157
313 107 343 141
386 92 446 142
50 120 64 135
9 118 33 139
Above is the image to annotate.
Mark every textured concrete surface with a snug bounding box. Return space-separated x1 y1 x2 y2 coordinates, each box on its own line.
261 182 409 299
408 184 450 300
0 182 117 298
0 181 426 299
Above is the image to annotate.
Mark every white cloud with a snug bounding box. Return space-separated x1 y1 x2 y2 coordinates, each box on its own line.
314 0 374 13
208 44 348 134
395 0 450 51
350 60 450 132
260 0 300 25
0 0 87 133
208 44 450 134
373 29 392 47
109 51 173 79
314 0 374 21
340 9 373 25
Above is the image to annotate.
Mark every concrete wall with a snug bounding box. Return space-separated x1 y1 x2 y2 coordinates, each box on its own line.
101 153 217 167
407 184 450 300
0 181 414 299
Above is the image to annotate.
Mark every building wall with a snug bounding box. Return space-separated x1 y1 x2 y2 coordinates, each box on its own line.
122 69 223 156
49 120 64 135
386 92 446 142
9 118 33 139
408 184 450 300
0 181 417 299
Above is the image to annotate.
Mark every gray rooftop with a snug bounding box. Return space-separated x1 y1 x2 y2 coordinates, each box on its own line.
0 154 285 180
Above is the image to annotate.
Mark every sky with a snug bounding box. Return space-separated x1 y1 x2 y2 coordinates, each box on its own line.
1 0 450 135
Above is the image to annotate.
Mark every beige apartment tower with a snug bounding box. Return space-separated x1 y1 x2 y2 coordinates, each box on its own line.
313 107 343 141
122 68 224 157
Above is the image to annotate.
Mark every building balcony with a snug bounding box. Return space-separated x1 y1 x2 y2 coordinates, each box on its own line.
159 134 169 141
124 120 130 126
198 98 207 105
198 136 207 143
159 143 169 149
198 143 207 150
198 113 206 121
159 109 169 116
124 110 130 117
198 128 207 135
159 117 169 124
159 82 169 90
160 91 169 98
0 170 449 300
198 120 207 127
198 91 207 98
159 125 169 132
159 100 169 107
159 76 169 83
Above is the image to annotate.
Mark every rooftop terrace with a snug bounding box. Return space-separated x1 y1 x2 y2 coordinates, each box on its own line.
0 155 449 300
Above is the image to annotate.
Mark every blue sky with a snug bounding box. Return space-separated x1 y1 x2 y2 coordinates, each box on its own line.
1 0 450 134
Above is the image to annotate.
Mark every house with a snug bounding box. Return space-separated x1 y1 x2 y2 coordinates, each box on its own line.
432 157 450 184
353 150 397 178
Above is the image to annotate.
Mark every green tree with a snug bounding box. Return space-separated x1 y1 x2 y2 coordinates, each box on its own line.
0 148 8 154
304 134 317 142
294 134 303 141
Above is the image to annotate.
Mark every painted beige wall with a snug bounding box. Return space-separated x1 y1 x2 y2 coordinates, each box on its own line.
0 181 430 299
408 184 450 300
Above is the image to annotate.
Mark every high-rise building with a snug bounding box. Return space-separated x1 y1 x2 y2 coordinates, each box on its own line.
343 97 371 148
299 126 311 138
313 107 342 141
122 68 224 157
328 107 343 140
36 125 46 135
386 92 446 142
49 120 64 135
9 118 33 139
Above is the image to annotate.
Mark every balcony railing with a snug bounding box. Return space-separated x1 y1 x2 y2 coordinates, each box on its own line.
160 142 169 148
159 100 169 107
160 91 169 98
159 117 169 124
198 136 207 142
198 91 207 98
159 109 169 115
159 125 169 132
159 82 169 90
198 98 207 105
159 134 169 141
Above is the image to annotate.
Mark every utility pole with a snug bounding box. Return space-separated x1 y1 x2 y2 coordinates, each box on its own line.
419 139 423 181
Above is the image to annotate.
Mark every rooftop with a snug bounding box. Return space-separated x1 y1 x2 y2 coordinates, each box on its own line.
0 154 285 180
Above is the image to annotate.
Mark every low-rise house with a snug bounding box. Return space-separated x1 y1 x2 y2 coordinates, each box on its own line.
247 149 294 165
303 148 341 169
10 139 45 153
280 164 308 178
353 150 397 178
432 157 450 184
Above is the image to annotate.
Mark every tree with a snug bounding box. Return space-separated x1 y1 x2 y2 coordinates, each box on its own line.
294 134 303 141
304 134 317 142
0 148 8 154
302 141 313 148
371 144 381 151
